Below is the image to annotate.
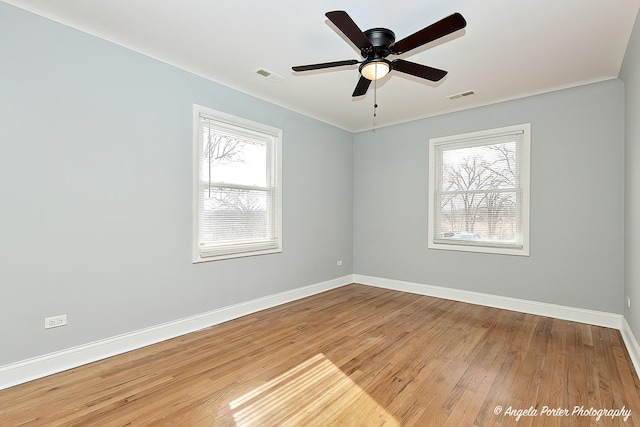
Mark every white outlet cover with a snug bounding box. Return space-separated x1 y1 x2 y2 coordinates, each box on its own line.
45 314 67 329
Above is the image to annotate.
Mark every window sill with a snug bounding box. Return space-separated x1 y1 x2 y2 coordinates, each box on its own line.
428 241 529 256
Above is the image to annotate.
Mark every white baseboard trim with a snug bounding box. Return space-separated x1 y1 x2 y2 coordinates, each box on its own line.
0 275 352 391
353 274 623 329
621 317 640 377
3 273 638 390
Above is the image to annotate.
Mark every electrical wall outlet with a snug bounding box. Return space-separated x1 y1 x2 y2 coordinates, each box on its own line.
337 260 343 267
628 297 632 308
45 314 67 329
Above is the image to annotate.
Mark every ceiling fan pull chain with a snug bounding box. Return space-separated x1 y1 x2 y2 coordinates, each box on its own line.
374 69 378 117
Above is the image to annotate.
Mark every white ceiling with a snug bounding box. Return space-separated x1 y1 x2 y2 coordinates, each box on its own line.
4 0 639 132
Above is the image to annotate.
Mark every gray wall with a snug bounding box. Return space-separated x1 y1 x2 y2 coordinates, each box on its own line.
354 79 625 314
621 13 640 338
0 3 353 365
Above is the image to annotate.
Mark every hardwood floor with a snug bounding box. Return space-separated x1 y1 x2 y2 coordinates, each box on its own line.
2 284 640 426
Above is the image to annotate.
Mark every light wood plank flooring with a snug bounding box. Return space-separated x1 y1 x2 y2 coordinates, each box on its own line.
2 284 640 426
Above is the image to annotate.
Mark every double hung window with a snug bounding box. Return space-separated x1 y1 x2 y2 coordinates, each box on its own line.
428 124 530 256
193 105 282 262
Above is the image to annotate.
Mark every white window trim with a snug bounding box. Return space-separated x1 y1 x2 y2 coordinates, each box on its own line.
192 104 282 263
428 123 530 256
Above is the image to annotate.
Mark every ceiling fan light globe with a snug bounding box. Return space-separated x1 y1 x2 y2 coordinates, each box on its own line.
361 61 390 81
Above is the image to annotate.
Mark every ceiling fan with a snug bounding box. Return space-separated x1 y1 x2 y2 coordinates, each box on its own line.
292 10 467 97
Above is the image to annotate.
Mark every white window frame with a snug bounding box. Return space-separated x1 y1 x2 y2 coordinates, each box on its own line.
428 123 530 256
192 105 282 263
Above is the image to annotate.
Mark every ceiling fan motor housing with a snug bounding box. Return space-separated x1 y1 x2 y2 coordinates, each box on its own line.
362 28 396 60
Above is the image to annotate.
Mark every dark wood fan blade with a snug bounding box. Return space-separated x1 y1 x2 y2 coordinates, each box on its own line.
326 11 372 50
392 59 447 81
391 13 466 55
352 75 371 97
292 59 359 72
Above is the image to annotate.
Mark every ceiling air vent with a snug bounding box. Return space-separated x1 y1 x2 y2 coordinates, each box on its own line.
448 90 475 100
253 68 284 83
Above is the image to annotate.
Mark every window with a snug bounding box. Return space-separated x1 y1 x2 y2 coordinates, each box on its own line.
193 105 282 262
428 123 530 256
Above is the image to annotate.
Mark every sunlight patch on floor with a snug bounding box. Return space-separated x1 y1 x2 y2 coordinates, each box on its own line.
230 353 399 426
